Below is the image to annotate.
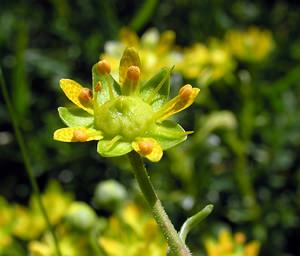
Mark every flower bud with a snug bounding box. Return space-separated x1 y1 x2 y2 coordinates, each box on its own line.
126 66 140 81
179 84 193 101
138 140 153 155
65 202 97 231
97 59 111 74
73 129 88 142
79 87 92 102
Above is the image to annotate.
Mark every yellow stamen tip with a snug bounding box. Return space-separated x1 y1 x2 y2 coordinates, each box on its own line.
72 129 88 142
126 65 140 81
79 87 92 102
179 84 193 101
138 140 153 155
95 81 102 92
97 59 111 74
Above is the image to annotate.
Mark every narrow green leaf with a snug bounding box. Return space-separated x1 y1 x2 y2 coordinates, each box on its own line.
58 107 94 127
119 47 141 85
92 64 121 105
97 140 132 157
140 68 170 111
148 120 187 150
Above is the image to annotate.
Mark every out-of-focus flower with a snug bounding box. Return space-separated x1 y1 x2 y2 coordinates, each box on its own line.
179 40 235 86
99 203 167 256
54 47 199 162
225 27 274 62
102 27 183 80
204 229 260 256
13 181 73 240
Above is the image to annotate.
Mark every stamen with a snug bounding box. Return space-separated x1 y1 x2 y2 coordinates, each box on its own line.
138 140 154 155
95 81 102 92
105 74 115 100
79 88 92 102
97 60 111 74
179 84 193 101
73 129 88 142
127 66 140 81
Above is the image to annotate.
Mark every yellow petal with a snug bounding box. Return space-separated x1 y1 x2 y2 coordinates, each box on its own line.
132 138 163 162
155 87 200 121
53 127 102 142
60 79 94 115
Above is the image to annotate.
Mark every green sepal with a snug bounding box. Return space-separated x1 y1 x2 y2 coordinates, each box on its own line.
92 64 121 105
97 140 132 157
58 107 94 127
119 47 141 85
148 120 187 150
140 68 170 111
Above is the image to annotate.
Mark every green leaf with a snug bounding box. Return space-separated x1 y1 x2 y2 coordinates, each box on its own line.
97 139 132 157
140 68 170 111
92 64 121 105
148 120 187 150
58 107 94 127
119 47 141 85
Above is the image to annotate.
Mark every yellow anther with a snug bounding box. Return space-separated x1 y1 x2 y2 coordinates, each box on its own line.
95 81 102 92
79 87 92 102
126 66 140 81
179 84 193 101
138 140 154 155
72 129 88 142
97 59 111 74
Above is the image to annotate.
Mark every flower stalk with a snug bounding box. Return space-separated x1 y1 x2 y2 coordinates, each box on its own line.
128 151 191 256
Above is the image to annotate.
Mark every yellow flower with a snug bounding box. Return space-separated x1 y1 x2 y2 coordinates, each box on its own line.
102 27 183 80
99 203 167 256
54 47 199 162
225 27 274 62
204 229 261 256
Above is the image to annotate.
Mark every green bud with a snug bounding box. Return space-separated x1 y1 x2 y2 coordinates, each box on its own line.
65 202 97 231
93 179 127 211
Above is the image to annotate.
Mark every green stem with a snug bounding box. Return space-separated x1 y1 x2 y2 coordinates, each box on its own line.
0 67 62 256
128 151 191 256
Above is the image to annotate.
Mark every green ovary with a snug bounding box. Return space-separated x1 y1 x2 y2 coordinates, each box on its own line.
94 96 155 140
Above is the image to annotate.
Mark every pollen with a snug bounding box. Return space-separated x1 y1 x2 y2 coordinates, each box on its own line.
73 129 88 142
97 59 111 74
95 81 102 92
126 66 140 81
179 84 193 101
138 140 154 155
79 88 93 102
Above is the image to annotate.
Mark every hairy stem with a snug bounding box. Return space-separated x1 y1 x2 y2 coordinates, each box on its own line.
0 67 62 256
128 151 191 256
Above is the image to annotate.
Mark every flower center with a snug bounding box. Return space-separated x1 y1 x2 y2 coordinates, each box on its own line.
94 96 154 140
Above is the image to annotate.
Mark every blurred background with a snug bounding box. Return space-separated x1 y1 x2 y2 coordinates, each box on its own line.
0 0 299 255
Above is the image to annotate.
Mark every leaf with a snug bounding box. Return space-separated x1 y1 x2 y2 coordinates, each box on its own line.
97 139 132 157
119 47 141 85
60 79 94 114
92 64 121 105
140 68 170 111
148 120 187 150
58 107 94 127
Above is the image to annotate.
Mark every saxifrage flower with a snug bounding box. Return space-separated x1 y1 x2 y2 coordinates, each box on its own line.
53 47 199 162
